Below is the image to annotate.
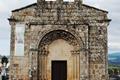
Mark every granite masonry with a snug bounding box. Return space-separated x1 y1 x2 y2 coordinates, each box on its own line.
8 0 111 80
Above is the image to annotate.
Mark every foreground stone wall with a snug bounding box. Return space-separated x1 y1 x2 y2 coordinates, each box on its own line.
9 0 110 80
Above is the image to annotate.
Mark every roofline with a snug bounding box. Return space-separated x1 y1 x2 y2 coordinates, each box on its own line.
12 3 108 13
12 3 37 12
8 18 19 22
83 4 108 13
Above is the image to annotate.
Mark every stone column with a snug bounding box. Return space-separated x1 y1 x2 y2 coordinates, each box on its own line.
8 21 16 80
39 53 42 80
72 50 80 80
39 49 49 80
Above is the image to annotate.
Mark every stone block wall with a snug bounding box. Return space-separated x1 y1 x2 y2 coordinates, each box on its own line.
8 0 110 80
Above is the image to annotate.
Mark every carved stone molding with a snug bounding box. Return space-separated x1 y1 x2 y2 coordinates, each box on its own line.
37 30 82 57
38 30 81 52
71 50 80 55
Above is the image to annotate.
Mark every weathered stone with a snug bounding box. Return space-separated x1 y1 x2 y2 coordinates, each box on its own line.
8 0 111 80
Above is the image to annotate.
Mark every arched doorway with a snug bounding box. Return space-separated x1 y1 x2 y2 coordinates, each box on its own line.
38 30 81 80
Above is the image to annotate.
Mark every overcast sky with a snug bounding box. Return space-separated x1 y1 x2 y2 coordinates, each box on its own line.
0 0 120 55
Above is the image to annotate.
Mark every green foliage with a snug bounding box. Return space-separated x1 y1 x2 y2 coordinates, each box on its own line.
1 56 8 65
108 64 120 75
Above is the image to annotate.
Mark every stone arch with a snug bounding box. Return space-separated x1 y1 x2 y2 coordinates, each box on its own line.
36 27 85 49
38 30 82 55
37 30 83 80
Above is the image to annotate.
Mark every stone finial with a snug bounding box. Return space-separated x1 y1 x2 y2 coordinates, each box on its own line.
75 0 82 3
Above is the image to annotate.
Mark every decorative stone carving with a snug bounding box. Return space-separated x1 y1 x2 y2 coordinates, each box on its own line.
9 0 110 79
39 30 79 47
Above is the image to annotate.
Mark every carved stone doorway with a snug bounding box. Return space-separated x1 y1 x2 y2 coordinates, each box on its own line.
52 61 67 80
38 30 81 80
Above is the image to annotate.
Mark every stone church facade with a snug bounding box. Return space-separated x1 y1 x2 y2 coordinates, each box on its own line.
8 0 111 80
